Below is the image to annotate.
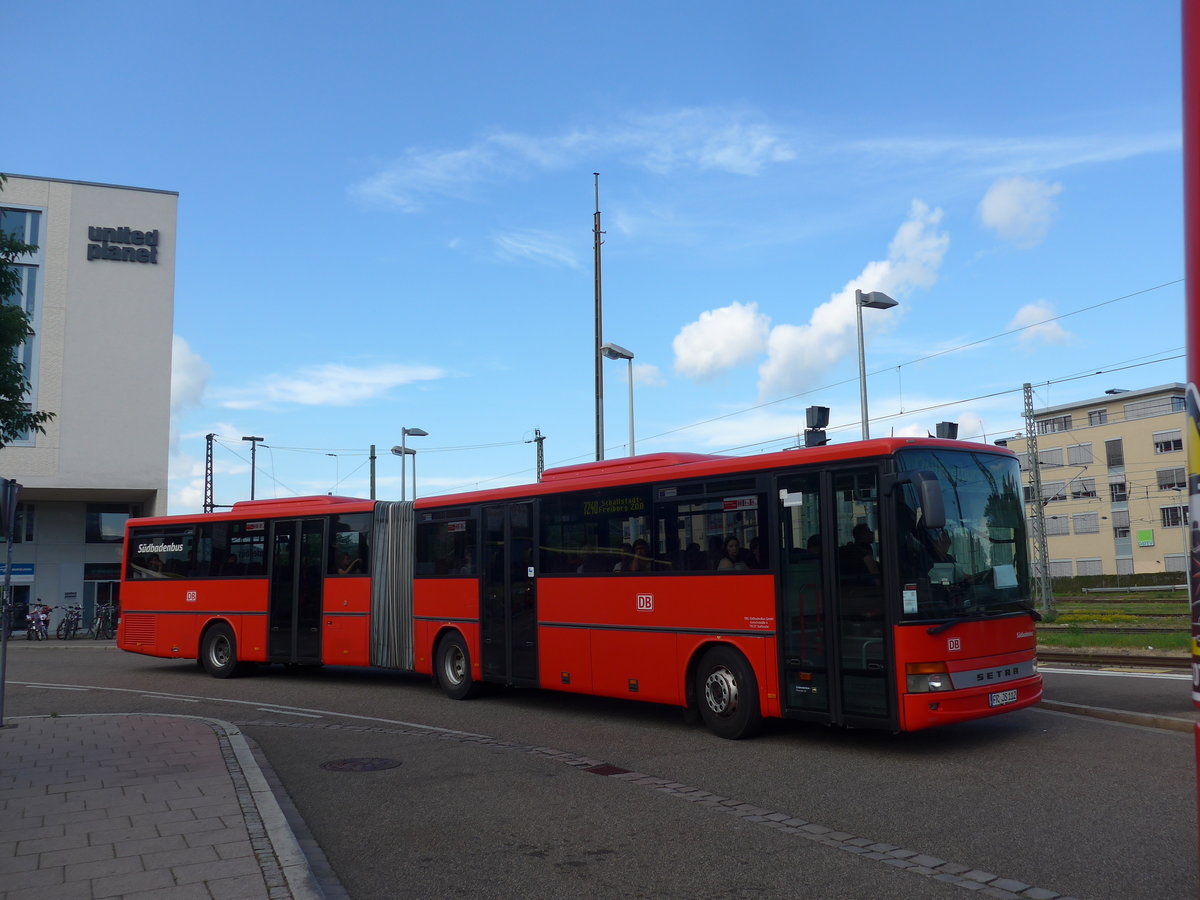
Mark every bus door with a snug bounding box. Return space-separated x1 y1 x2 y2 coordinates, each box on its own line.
268 518 326 663
480 502 538 686
777 466 893 726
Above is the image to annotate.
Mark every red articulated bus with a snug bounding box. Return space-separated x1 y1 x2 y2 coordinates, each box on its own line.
118 437 1042 738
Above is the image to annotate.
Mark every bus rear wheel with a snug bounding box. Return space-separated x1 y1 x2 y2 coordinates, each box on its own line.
201 624 243 679
696 646 762 740
436 633 481 700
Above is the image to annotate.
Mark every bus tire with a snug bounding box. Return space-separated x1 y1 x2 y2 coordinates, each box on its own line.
436 633 481 700
201 624 242 679
696 646 762 740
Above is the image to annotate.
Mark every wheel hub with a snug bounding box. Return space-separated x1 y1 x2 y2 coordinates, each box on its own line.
704 666 739 717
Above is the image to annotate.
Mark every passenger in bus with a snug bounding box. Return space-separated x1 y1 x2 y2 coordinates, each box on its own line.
455 548 475 575
625 539 653 572
612 542 634 571
221 553 242 576
337 552 362 575
717 536 749 571
684 542 706 571
747 536 767 569
840 524 880 583
146 554 164 575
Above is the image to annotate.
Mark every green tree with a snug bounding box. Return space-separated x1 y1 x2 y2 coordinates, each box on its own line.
0 174 54 447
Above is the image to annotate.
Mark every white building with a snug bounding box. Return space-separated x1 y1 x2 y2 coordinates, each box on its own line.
0 174 176 624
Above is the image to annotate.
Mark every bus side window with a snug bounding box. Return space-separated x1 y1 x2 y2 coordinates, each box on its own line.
329 513 372 576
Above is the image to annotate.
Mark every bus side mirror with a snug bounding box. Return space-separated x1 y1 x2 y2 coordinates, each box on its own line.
881 470 946 530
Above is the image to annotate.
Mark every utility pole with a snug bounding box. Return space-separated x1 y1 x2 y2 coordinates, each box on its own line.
203 433 215 514
369 444 376 500
593 173 605 461
527 429 546 482
242 436 264 500
1023 383 1054 614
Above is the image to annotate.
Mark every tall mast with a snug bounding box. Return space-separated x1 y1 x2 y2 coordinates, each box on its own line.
593 173 605 461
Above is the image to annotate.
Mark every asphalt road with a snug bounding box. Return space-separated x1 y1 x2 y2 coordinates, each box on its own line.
2 643 1196 900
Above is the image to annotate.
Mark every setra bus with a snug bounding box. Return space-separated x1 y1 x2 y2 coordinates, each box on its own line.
118 437 1042 738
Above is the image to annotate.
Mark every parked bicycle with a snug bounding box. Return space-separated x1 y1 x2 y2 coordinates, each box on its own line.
89 603 115 640
56 605 82 640
26 605 50 640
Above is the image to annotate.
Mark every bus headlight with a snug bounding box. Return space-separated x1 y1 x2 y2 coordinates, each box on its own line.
906 662 951 693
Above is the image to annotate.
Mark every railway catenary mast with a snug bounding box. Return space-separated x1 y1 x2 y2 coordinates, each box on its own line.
1184 0 1199 707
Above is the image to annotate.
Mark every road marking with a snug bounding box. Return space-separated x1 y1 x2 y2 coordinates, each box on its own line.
1040 666 1191 681
24 684 89 691
9 680 488 737
257 708 322 718
146 695 200 702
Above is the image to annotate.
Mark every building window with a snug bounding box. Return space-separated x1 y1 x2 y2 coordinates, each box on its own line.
1014 452 1030 471
1070 477 1097 499
1088 409 1108 426
1109 482 1127 502
1037 415 1071 434
1161 506 1189 528
1164 555 1187 573
1 206 44 447
1116 557 1134 575
1113 526 1131 539
1153 430 1183 454
1040 481 1066 503
1072 513 1099 534
86 503 142 543
1077 558 1103 576
1038 448 1063 468
1125 395 1185 420
1067 443 1093 465
1048 560 1073 578
10 503 34 543
1157 467 1186 491
1111 510 1130 529
1045 516 1069 536
1105 438 1124 467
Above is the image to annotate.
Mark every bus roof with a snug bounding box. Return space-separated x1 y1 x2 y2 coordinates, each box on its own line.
421 437 1013 508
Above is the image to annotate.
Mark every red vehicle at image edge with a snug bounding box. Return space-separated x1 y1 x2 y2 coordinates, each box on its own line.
117 437 1042 739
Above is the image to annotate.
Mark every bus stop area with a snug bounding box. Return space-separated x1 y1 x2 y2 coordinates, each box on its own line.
1 644 1196 900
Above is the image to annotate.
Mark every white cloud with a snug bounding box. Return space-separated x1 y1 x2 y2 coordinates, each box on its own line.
493 230 578 268
978 176 1063 247
1008 301 1070 346
672 301 771 380
217 362 447 410
633 363 665 387
351 107 796 211
757 200 949 397
171 336 211 416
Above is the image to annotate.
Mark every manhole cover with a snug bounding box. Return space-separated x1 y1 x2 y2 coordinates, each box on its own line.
319 758 402 772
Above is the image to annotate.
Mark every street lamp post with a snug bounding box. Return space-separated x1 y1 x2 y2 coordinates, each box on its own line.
241 436 264 500
326 453 339 494
854 289 898 440
391 427 428 501
601 342 635 456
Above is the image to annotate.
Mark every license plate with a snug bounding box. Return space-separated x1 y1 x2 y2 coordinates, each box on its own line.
989 689 1018 708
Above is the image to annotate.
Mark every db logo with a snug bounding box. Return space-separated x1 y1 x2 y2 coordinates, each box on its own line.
947 637 962 652
185 591 197 603
636 594 654 611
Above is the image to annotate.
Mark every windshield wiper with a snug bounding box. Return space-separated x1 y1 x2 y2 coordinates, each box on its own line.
926 603 1041 636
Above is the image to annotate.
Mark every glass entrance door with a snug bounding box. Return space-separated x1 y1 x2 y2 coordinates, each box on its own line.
268 518 326 663
481 502 538 686
778 466 893 725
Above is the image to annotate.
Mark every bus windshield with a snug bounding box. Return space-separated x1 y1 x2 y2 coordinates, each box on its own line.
894 448 1030 621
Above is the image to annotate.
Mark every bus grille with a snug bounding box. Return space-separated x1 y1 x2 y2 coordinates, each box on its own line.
122 615 157 646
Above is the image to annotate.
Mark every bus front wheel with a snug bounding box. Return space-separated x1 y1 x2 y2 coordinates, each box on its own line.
201 624 242 679
696 646 762 740
436 633 481 700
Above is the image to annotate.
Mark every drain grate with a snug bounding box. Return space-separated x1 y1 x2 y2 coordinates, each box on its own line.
319 757 402 772
585 764 631 777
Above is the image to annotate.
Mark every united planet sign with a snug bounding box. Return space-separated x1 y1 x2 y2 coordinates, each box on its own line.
86 226 161 264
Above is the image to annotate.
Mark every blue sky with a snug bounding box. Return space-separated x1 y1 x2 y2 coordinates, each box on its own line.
7 1 1185 511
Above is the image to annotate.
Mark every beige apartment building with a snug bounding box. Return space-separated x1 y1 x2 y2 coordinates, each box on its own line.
997 383 1187 579
0 174 176 624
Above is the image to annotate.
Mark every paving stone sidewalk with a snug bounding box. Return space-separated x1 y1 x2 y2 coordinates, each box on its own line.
0 714 321 900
